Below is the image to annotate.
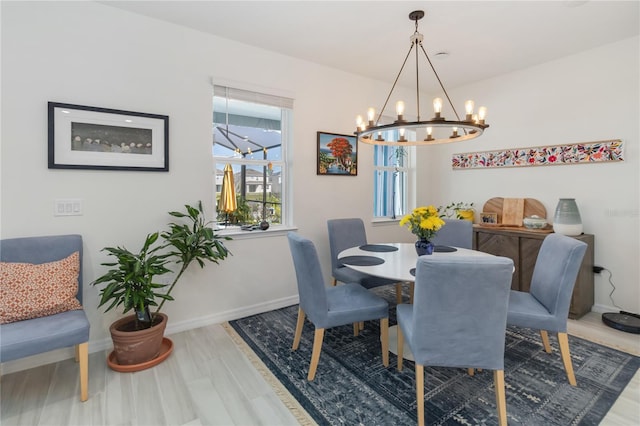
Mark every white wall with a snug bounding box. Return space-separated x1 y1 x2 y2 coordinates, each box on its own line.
0 1 416 371
420 36 640 314
1 2 638 372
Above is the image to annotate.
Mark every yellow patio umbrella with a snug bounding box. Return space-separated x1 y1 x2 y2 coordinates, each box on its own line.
219 164 237 220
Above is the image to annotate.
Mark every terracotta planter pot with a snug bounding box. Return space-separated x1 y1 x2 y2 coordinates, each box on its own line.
109 313 168 365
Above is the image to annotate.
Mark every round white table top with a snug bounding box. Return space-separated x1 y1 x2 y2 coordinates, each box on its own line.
338 242 494 282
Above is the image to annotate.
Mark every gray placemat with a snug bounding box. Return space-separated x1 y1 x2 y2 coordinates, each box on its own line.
434 245 457 252
338 255 385 266
359 244 399 252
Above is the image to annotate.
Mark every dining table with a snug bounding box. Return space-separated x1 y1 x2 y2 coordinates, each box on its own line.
337 242 499 360
338 242 495 282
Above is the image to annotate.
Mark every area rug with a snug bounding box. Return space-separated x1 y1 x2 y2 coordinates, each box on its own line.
228 288 639 425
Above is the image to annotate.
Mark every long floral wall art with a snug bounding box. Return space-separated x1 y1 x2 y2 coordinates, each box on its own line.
452 139 623 170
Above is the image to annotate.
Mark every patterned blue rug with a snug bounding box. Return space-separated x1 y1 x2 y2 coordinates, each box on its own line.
229 288 639 425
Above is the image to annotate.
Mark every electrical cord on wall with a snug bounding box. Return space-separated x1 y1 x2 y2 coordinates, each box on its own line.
600 267 623 311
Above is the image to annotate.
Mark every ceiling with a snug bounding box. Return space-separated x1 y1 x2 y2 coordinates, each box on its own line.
100 1 639 89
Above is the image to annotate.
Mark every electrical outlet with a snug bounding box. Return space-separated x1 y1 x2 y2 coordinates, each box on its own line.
593 266 604 274
54 199 83 216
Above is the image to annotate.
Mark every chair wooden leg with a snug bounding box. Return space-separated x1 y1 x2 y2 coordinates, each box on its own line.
292 308 306 350
540 330 552 353
409 282 415 304
77 342 89 402
397 325 404 371
75 344 80 362
353 322 359 336
558 332 577 386
359 321 364 331
380 318 389 367
467 368 475 376
396 283 403 305
331 277 337 286
307 328 325 381
493 369 507 426
416 364 425 426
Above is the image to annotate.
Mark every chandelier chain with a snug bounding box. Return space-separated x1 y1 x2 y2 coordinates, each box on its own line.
376 43 414 125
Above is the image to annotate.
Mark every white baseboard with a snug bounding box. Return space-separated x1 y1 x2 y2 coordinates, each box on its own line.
0 295 299 375
591 303 623 314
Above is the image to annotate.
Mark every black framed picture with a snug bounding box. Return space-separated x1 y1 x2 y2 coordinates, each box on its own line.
48 102 169 171
316 131 357 176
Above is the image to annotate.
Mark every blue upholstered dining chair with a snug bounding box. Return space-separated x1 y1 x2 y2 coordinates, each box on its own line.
430 218 473 249
287 232 389 381
507 233 587 386
327 218 404 304
0 235 90 402
397 255 514 426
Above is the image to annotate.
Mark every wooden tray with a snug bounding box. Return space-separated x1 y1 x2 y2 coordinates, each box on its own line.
482 197 546 225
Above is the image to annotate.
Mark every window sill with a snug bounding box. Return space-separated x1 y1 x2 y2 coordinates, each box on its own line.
371 217 401 227
215 224 298 240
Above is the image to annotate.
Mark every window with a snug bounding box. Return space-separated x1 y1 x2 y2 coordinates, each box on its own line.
213 85 293 227
373 129 415 219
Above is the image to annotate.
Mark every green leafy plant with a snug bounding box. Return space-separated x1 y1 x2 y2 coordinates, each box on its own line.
92 232 172 330
92 201 231 330
218 195 252 224
157 200 231 313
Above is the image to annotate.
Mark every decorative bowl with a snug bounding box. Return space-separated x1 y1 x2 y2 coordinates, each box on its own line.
523 215 547 229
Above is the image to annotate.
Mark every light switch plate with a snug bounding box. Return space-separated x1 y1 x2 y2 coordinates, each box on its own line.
54 199 83 216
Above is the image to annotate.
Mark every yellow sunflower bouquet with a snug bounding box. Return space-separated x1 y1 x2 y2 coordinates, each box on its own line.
399 205 446 241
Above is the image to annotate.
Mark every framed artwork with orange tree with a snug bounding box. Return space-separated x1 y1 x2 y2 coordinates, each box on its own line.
317 131 357 176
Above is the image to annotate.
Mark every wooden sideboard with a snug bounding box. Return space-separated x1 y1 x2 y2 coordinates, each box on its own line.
472 226 594 319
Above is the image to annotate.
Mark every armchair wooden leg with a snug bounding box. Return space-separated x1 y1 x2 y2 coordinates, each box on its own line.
353 322 359 336
77 342 89 402
331 277 337 286
292 308 306 350
380 318 389 367
416 364 425 426
307 328 325 381
558 332 577 386
467 368 475 376
409 282 415 304
540 330 552 353
359 321 364 331
397 325 404 371
395 283 403 305
493 370 507 426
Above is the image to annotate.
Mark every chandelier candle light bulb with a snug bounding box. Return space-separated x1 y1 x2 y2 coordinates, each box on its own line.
465 100 474 121
433 97 443 119
367 108 376 126
478 106 487 124
395 101 406 122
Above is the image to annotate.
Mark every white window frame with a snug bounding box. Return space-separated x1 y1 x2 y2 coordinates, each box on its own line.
373 129 416 221
212 83 294 234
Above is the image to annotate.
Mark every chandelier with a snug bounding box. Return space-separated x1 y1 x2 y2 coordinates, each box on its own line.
355 10 489 146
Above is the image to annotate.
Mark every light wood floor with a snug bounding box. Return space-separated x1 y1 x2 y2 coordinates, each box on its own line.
1 312 638 426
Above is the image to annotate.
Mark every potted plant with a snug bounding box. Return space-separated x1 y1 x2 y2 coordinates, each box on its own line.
92 201 230 367
443 202 475 222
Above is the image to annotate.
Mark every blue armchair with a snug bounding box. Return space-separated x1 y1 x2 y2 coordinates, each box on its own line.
506 233 587 386
288 232 389 380
397 255 514 426
0 235 90 401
